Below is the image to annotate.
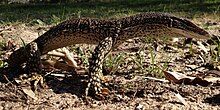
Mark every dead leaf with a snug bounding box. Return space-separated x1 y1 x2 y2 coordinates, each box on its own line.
197 41 208 54
22 87 38 100
14 78 38 100
175 93 188 106
162 70 210 86
47 50 65 57
61 47 78 68
42 59 75 71
47 47 79 69
204 77 220 83
163 71 194 83
205 70 220 76
217 66 220 71
42 59 56 71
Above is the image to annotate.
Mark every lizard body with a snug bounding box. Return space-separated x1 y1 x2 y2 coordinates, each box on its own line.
7 12 211 98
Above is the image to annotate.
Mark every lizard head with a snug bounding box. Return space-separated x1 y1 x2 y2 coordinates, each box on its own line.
142 12 211 39
167 16 211 39
121 12 211 39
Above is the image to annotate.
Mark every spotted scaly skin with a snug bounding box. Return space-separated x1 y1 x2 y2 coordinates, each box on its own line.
7 12 211 99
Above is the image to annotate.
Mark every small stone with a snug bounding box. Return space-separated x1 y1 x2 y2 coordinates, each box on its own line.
91 103 98 108
135 103 144 110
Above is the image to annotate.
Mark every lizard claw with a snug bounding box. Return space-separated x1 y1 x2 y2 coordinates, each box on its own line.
93 88 110 100
85 77 110 100
19 73 45 89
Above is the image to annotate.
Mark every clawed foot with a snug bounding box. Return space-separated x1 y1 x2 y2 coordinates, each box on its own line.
85 76 110 100
19 73 45 89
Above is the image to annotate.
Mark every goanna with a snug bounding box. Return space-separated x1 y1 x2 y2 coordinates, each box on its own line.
7 12 211 99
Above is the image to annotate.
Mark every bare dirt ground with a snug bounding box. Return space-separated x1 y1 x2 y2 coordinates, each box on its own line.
0 18 220 110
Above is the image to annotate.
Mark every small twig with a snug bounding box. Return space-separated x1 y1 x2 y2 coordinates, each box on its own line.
3 75 14 86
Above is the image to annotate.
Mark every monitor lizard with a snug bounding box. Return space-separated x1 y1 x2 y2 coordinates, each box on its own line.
7 12 211 99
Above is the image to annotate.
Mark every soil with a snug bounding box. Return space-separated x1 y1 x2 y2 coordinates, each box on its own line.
0 19 220 110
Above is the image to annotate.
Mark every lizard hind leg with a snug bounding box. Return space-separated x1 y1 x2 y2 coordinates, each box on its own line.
20 42 44 89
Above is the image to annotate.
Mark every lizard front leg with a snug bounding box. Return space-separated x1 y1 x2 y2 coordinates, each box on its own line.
20 42 44 89
85 36 114 99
